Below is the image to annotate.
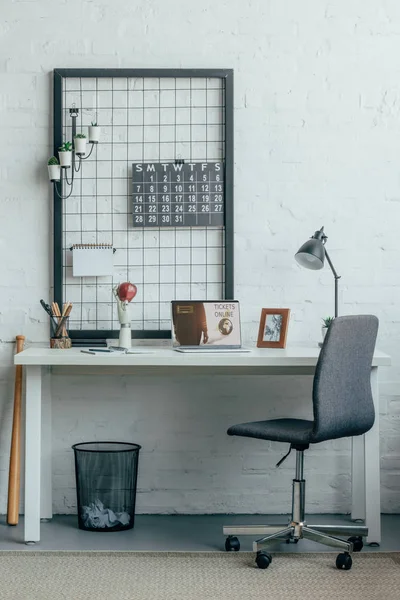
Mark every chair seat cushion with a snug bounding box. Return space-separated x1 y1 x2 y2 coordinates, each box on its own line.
227 419 314 445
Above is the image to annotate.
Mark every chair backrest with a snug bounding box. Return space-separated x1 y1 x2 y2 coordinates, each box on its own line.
311 315 378 443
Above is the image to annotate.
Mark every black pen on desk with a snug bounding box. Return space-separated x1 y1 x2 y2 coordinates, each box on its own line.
88 348 112 353
80 349 112 355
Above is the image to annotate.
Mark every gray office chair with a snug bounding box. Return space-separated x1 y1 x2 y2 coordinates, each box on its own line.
224 315 378 571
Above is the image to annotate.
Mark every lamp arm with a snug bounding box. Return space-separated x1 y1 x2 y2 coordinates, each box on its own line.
324 249 340 280
324 249 340 318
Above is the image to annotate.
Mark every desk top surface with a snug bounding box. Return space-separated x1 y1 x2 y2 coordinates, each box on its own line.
14 346 391 367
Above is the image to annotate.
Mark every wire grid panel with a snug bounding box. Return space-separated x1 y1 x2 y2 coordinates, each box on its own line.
61 75 227 333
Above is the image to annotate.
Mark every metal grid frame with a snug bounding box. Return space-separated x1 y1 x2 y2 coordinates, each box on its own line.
53 68 234 340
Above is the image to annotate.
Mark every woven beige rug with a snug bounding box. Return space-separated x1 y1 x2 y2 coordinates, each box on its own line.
0 552 399 600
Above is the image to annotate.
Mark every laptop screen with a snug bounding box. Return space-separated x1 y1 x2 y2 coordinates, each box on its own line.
171 301 241 347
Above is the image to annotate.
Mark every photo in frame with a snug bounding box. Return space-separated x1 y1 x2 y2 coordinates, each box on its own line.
257 309 290 348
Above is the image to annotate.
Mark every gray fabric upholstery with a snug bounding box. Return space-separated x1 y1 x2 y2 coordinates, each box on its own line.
227 419 313 444
227 315 378 446
310 314 378 442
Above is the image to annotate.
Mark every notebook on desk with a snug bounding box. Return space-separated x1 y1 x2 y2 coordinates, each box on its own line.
171 300 250 353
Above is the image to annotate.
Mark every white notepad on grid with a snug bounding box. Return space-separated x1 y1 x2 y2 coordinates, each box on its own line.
72 244 114 277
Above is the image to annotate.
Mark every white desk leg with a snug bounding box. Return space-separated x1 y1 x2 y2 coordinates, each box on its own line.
365 366 381 545
24 366 42 544
40 367 52 521
351 434 366 521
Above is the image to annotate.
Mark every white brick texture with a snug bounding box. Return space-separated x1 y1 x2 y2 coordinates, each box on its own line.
0 0 400 515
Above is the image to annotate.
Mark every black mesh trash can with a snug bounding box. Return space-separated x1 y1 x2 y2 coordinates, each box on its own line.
72 442 141 532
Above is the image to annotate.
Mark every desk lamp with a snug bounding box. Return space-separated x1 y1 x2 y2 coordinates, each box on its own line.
295 226 341 318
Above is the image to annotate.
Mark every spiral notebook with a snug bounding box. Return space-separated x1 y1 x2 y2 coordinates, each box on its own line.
72 244 114 277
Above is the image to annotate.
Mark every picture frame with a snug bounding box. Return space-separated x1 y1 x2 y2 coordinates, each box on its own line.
257 309 290 348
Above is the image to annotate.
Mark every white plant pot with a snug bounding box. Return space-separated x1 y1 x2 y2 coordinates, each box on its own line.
88 126 100 143
48 164 60 181
74 137 87 155
322 326 328 342
58 150 72 168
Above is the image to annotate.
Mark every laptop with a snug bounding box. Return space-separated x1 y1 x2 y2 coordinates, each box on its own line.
171 300 250 353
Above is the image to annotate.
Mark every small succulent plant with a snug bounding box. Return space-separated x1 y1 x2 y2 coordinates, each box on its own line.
91 121 98 126
59 141 72 152
75 133 86 138
48 156 59 166
322 316 334 328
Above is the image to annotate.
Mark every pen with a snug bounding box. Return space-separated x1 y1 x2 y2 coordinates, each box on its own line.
88 348 112 353
81 350 96 355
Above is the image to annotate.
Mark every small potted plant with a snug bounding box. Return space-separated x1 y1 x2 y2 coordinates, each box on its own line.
89 121 100 143
47 156 60 182
58 141 72 168
74 133 87 155
322 316 334 342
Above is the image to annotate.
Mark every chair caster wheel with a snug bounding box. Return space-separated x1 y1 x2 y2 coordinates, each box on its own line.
225 536 240 552
286 538 299 544
348 536 363 552
256 551 272 569
336 552 352 570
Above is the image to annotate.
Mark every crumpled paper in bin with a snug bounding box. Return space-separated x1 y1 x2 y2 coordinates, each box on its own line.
81 499 131 528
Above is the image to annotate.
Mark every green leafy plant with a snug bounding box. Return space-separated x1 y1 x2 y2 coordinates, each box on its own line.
91 121 98 126
75 133 86 139
59 141 72 152
48 156 59 166
322 316 334 328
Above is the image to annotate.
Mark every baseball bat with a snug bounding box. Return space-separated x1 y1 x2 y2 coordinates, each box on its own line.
7 335 25 525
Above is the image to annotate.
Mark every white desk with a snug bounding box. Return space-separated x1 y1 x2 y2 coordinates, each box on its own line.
15 346 391 545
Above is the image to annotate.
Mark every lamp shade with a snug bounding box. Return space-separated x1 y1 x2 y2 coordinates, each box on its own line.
295 238 325 270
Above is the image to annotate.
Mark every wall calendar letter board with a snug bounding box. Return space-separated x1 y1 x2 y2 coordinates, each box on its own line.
132 162 224 228
52 68 234 342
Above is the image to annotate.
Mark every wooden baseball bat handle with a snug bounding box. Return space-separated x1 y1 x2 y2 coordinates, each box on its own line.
7 335 25 525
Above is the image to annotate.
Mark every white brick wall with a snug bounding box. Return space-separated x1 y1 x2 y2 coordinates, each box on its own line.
0 0 399 514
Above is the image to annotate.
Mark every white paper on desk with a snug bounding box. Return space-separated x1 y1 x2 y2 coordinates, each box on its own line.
72 245 114 277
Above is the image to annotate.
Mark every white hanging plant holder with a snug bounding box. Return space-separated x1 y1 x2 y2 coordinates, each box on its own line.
88 125 100 143
74 136 87 155
59 151 72 168
48 165 61 182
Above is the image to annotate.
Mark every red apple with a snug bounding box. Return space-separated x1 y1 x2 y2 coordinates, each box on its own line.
118 282 137 302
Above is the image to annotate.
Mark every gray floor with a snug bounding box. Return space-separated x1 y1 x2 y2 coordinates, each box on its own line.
0 514 399 552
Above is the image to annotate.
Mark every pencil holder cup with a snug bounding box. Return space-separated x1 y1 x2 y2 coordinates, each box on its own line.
50 317 72 349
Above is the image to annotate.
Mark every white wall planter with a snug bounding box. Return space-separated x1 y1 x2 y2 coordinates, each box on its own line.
58 151 72 168
48 165 60 181
74 137 87 154
88 126 100 143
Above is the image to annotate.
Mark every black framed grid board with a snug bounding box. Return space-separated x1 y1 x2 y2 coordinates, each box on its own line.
53 69 234 341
